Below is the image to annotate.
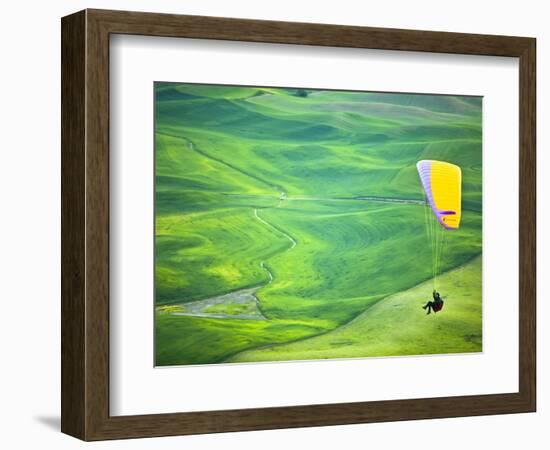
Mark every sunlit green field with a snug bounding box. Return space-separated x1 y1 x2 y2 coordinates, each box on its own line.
230 256 482 362
154 83 482 366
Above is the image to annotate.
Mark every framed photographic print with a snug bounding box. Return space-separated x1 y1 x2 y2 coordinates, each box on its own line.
61 9 536 440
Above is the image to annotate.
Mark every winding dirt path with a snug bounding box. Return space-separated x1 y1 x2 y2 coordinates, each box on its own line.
253 208 296 249
252 207 297 294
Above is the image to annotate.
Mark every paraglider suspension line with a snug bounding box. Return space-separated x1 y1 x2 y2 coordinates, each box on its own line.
423 194 448 289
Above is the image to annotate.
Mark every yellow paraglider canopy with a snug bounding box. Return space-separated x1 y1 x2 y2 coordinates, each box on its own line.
417 160 462 230
416 160 462 288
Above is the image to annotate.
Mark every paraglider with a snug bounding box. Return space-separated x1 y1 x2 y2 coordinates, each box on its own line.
422 289 444 315
416 160 462 314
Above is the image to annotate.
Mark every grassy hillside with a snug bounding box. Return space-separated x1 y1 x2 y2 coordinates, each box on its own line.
154 82 483 366
230 256 482 363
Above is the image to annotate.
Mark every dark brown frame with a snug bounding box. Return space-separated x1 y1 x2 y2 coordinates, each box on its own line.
61 9 536 441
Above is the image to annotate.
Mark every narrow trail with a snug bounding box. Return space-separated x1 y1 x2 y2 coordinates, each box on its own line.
259 262 273 283
225 193 426 206
252 206 297 296
158 132 284 193
254 208 296 249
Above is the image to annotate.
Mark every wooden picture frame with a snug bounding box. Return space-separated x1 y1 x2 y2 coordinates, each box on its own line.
61 9 536 441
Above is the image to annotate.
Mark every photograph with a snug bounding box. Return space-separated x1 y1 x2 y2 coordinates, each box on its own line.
154 82 483 367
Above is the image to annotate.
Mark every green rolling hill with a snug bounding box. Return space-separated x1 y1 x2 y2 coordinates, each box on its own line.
154 82 482 366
